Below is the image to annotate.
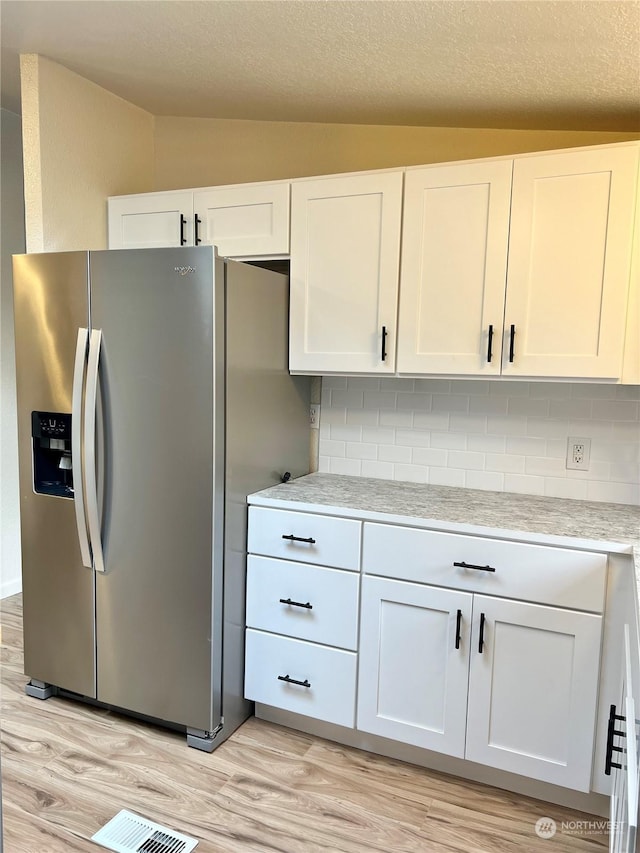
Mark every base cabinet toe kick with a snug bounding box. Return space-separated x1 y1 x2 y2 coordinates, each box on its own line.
244 499 637 812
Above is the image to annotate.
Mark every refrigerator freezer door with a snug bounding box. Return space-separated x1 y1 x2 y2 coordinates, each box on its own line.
89 247 222 731
12 252 96 697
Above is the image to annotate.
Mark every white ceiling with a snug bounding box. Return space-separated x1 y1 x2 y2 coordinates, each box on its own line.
1 0 639 131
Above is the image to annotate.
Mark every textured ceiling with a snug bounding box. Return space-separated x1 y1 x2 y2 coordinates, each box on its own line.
1 0 639 131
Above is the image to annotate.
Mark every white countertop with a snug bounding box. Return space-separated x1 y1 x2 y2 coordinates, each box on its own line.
248 473 640 602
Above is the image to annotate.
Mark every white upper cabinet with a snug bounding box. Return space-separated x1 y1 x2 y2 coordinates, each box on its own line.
289 171 403 374
503 146 639 378
397 161 512 375
397 144 639 379
193 182 290 257
108 142 639 381
108 181 290 258
108 192 194 249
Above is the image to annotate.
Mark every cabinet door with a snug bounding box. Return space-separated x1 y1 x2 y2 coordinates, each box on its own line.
503 146 639 378
108 192 194 249
193 182 289 258
289 172 403 374
397 161 512 375
357 576 472 758
465 595 602 791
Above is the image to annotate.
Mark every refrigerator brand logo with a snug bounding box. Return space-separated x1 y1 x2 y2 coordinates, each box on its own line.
174 266 196 276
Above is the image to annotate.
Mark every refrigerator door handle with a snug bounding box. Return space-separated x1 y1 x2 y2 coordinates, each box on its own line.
85 329 105 573
72 327 92 567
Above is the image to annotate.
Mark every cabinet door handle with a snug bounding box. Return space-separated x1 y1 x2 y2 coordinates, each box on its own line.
478 613 486 654
278 674 311 688
279 597 313 610
454 561 496 573
194 214 202 245
179 214 187 245
381 325 388 361
455 609 462 650
605 703 626 775
508 324 516 363
281 534 316 544
487 324 494 363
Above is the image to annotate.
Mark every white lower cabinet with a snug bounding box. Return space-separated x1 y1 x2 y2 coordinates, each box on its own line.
246 502 607 795
357 578 602 791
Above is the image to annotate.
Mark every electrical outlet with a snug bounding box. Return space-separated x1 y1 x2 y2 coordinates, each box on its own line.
310 404 320 429
566 437 591 471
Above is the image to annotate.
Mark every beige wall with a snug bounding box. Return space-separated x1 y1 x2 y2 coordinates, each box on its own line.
17 54 640 242
153 116 639 190
1 108 25 598
20 55 154 252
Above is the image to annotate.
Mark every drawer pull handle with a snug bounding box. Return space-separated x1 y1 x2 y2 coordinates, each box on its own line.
282 534 316 544
279 597 313 610
455 609 462 650
487 324 494 363
605 703 626 775
381 325 388 361
278 674 311 688
454 561 496 573
509 324 516 363
478 612 486 654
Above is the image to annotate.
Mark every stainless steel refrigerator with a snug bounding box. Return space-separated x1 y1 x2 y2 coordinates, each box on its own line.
12 246 310 750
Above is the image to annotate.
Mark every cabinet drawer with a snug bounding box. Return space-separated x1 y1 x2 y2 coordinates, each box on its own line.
245 629 357 727
247 556 359 649
363 523 607 612
248 507 361 570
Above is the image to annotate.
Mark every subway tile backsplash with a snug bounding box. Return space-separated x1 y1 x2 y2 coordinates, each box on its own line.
318 377 640 505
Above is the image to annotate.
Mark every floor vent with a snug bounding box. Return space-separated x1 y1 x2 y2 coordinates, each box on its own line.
91 809 198 853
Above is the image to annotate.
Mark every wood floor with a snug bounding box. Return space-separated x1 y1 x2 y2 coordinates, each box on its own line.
1 593 608 853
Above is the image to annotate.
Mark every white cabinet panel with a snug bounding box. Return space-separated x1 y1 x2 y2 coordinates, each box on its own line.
398 161 512 375
608 626 640 853
247 506 361 570
357 577 472 758
245 629 357 727
465 596 602 791
503 146 639 378
246 556 359 649
289 171 403 374
622 167 640 384
193 182 289 257
108 192 193 249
